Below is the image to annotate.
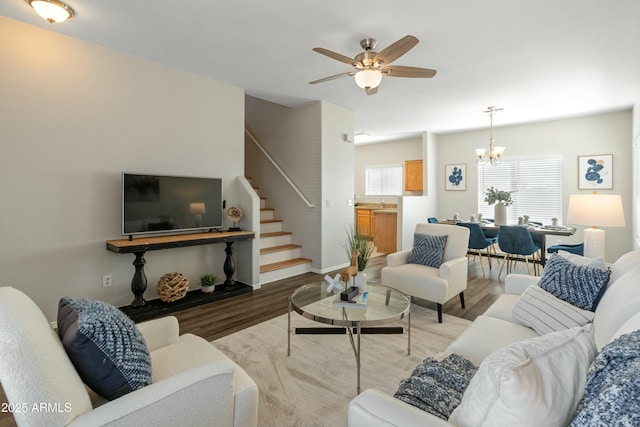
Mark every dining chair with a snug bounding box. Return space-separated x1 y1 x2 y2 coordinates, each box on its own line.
497 225 541 277
547 243 585 256
427 217 439 223
457 222 498 275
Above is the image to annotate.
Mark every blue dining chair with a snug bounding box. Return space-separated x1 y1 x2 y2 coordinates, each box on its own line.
457 222 498 274
427 217 439 223
547 243 584 256
497 226 541 277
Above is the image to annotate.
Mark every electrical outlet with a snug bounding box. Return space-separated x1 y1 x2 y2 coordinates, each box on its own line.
102 275 112 288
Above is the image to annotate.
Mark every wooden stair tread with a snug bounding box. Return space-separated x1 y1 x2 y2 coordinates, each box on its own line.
260 257 312 273
260 208 274 211
260 244 301 255
261 231 292 238
261 219 283 224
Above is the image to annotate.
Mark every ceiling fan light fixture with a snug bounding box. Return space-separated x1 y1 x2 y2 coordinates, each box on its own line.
28 0 74 23
354 69 382 89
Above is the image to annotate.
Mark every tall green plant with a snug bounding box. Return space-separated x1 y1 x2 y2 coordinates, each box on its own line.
345 227 374 271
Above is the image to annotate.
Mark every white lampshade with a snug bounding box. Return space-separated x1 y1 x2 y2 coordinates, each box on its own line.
475 148 486 158
567 193 625 259
567 194 625 227
354 69 382 89
29 0 74 23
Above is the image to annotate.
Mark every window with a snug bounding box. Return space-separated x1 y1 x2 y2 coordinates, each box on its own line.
477 155 563 224
366 165 403 196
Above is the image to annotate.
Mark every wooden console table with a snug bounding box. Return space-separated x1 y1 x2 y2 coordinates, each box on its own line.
106 230 255 309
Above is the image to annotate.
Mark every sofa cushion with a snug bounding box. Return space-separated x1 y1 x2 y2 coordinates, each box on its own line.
609 249 640 285
593 265 640 351
512 284 595 335
448 325 596 427
482 294 522 325
539 253 610 311
446 315 539 366
407 233 448 268
557 250 607 270
57 297 152 400
393 353 478 420
571 330 640 426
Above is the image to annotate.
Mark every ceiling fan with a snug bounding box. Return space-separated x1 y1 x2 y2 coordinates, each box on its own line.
309 35 437 95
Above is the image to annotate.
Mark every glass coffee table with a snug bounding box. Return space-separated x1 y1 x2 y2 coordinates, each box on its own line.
288 282 410 393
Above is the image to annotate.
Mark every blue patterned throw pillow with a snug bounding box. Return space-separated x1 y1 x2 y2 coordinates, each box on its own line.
394 353 478 420
571 330 640 426
408 233 448 268
57 297 152 400
539 253 611 311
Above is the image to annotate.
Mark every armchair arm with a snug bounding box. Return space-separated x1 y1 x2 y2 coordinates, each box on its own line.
70 360 236 427
348 389 453 427
136 316 180 352
387 250 411 267
439 257 468 297
504 274 541 295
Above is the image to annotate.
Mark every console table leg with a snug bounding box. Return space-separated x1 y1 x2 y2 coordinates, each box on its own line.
222 241 236 289
130 251 147 308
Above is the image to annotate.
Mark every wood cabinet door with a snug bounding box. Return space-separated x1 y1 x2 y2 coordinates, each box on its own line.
404 160 423 191
356 209 372 237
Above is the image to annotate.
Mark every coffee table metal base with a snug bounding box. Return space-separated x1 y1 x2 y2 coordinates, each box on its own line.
287 298 410 394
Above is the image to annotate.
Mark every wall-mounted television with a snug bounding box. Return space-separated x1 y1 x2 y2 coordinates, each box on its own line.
122 173 223 236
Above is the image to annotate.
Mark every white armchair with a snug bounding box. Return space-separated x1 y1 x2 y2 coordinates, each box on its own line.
381 223 470 323
0 287 258 427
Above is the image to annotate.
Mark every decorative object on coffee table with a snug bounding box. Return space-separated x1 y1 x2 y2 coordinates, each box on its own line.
345 227 374 291
156 272 189 302
200 273 217 293
226 206 243 231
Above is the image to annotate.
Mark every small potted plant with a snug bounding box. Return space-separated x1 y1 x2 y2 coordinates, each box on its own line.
200 273 217 293
344 227 375 290
484 186 514 225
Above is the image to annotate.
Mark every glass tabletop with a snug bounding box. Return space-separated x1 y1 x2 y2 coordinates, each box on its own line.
289 282 410 327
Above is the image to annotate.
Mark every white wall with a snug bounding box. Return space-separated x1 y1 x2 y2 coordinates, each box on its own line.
633 99 640 250
0 17 246 320
436 110 633 262
321 102 356 272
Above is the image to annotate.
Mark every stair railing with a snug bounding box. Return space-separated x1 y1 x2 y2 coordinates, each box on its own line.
245 128 315 208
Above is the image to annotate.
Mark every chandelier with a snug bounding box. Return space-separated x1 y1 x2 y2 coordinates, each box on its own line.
475 106 505 166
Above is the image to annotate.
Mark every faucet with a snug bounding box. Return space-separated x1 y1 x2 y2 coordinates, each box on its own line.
380 198 384 208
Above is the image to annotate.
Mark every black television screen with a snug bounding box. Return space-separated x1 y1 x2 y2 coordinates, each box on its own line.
122 173 223 236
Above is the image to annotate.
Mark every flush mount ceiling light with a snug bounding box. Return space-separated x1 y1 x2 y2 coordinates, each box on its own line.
475 106 506 166
28 0 75 24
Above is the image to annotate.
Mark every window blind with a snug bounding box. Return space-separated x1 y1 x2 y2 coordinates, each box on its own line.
477 155 563 225
366 166 403 196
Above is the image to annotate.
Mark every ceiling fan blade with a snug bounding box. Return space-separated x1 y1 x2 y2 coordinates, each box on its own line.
309 71 354 85
382 66 437 78
365 86 379 96
312 47 357 66
373 35 419 65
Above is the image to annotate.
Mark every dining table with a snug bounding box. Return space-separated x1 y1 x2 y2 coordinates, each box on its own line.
440 220 576 266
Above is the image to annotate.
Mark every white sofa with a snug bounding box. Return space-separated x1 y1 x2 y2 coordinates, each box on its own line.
348 250 640 427
0 287 258 427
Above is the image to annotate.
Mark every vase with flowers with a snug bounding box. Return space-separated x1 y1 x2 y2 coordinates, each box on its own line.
484 187 514 225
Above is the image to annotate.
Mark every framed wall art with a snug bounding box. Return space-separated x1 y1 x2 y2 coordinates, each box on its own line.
578 154 613 190
445 164 466 191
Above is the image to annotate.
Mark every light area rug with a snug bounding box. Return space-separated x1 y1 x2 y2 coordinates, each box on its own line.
213 305 471 427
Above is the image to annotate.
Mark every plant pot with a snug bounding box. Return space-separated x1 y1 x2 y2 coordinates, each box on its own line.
494 203 507 226
201 285 215 294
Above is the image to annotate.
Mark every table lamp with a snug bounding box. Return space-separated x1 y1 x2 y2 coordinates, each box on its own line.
566 192 625 259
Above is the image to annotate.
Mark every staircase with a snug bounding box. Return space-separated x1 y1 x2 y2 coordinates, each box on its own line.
258 195 312 284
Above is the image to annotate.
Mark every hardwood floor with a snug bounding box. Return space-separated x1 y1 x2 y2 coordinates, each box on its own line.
0 252 524 427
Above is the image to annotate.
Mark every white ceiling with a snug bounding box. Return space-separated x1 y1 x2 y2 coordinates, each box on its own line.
2 0 640 143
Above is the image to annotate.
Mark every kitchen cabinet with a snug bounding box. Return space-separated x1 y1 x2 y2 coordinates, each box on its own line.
373 210 398 253
356 208 374 237
404 159 423 192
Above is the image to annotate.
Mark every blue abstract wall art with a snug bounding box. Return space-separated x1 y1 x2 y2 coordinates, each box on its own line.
445 164 466 191
578 154 613 189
